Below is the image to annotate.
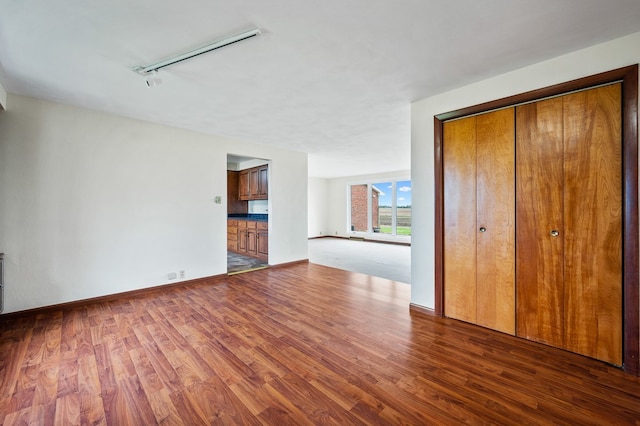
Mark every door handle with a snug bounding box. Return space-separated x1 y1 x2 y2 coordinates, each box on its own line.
550 230 559 237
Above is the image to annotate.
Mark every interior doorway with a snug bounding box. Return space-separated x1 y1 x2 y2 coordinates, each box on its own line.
226 154 270 274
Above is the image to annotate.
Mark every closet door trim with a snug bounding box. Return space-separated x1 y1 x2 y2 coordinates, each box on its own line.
434 65 639 375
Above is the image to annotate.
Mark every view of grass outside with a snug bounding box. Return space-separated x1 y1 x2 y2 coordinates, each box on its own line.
376 182 393 234
350 179 411 236
396 180 411 236
378 207 412 235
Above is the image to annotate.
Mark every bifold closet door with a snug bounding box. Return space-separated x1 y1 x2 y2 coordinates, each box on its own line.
444 116 477 324
515 97 565 348
562 84 622 365
475 109 515 334
516 84 622 365
444 108 515 334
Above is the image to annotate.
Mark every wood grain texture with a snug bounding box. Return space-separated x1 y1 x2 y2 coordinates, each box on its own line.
434 64 639 375
475 108 515 335
239 169 250 200
2 263 640 424
443 116 477 324
562 83 622 365
516 97 565 348
434 116 445 316
621 64 639 376
227 170 248 215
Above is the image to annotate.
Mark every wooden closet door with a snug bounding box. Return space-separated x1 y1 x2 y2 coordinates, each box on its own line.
563 84 622 365
444 116 477 324
476 108 515 335
444 109 515 332
516 97 565 348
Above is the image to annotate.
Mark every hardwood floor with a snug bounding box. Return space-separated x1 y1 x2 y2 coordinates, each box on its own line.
2 263 640 425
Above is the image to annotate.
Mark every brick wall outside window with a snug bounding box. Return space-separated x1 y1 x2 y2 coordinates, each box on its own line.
350 185 380 232
350 184 368 232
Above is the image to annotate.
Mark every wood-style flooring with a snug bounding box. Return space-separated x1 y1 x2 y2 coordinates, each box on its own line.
1 262 640 425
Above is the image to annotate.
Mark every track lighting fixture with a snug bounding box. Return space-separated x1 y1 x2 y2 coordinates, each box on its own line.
145 70 162 87
132 28 262 85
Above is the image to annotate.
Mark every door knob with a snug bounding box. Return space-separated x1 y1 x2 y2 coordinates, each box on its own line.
479 227 486 233
550 230 559 237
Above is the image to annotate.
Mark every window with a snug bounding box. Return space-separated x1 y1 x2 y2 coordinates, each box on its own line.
396 180 412 236
349 179 411 237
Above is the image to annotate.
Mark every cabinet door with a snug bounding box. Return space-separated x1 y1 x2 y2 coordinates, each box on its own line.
516 97 565 348
228 171 248 214
239 170 250 200
247 228 258 256
237 229 248 253
257 165 268 199
227 220 238 252
249 168 260 199
443 115 477 324
475 108 515 335
257 229 268 260
563 84 622 365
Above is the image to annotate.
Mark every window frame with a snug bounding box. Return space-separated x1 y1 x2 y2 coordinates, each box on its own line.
347 178 411 241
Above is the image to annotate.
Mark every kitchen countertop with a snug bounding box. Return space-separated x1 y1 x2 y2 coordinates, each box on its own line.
228 214 268 222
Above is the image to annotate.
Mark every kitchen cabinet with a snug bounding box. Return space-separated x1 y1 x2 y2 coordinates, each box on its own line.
245 220 258 257
239 170 250 200
239 165 268 200
227 220 238 252
227 171 248 214
228 219 268 261
257 222 268 260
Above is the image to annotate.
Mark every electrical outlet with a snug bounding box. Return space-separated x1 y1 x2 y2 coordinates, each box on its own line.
179 270 185 279
214 196 222 204
168 272 177 280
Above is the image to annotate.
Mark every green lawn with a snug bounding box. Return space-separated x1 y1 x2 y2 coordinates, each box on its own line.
378 226 412 236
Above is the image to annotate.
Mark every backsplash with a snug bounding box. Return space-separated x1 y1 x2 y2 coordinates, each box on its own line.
248 199 268 213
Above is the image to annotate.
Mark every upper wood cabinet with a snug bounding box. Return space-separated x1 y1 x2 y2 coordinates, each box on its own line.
239 165 268 200
239 170 250 200
227 171 248 214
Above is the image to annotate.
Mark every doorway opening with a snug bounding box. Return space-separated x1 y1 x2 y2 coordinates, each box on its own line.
226 154 270 274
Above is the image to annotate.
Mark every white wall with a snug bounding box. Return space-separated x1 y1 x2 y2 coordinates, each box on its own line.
0 94 308 313
320 170 411 240
308 177 329 237
411 31 640 309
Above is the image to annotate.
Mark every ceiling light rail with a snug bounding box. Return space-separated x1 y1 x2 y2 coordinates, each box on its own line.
132 28 262 77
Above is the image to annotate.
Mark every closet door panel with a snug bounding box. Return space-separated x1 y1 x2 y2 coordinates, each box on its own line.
476 108 516 334
516 98 564 347
444 117 477 324
563 84 622 365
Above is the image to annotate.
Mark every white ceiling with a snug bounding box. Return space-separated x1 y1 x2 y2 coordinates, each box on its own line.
1 1 640 178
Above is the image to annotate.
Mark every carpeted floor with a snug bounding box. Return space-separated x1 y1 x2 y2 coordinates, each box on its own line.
227 252 269 274
308 237 411 284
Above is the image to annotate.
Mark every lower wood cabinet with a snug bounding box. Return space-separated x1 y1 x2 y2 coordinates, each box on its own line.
227 219 268 261
227 220 238 252
257 222 268 259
